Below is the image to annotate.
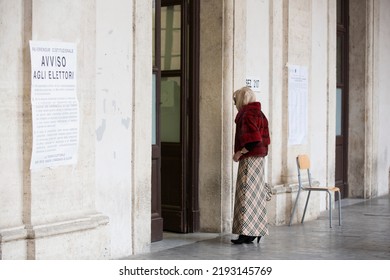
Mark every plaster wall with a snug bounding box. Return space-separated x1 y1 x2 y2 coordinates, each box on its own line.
1 0 110 259
95 0 133 259
28 0 97 227
28 0 109 259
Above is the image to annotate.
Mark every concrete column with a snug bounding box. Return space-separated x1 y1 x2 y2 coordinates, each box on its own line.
221 0 235 234
326 0 337 196
310 0 336 211
285 0 312 181
363 0 378 198
348 0 389 199
376 0 390 196
269 0 286 188
0 0 28 259
199 0 246 232
199 0 224 232
348 0 379 198
266 0 289 225
131 0 152 254
95 0 134 259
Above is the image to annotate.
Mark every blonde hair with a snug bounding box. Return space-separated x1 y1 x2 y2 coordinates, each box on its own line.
233 87 256 110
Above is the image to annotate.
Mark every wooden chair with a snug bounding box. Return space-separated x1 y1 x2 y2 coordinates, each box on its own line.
289 154 341 228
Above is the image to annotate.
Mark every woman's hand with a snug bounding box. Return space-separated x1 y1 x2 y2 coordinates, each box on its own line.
233 148 248 162
233 151 242 162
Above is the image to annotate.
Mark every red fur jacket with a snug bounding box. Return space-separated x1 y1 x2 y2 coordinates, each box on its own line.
234 102 270 159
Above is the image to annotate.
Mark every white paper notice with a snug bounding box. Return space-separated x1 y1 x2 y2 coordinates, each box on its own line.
29 41 79 169
245 76 261 92
288 64 308 146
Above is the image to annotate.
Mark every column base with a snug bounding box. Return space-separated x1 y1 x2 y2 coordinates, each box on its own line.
267 182 321 226
0 213 110 260
0 226 28 259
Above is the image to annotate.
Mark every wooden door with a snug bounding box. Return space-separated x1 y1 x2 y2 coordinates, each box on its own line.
160 0 199 233
335 0 349 199
152 0 199 238
151 0 163 242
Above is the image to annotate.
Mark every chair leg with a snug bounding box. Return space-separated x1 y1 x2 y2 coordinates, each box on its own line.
301 190 311 224
327 190 332 228
337 190 342 226
289 188 302 226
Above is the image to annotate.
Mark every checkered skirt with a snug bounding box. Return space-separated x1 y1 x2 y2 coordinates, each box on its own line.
232 156 269 236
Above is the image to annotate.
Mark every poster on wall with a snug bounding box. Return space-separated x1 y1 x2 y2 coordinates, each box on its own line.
245 76 261 92
288 64 308 146
29 41 79 170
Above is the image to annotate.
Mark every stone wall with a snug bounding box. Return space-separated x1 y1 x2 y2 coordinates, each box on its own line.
0 0 109 259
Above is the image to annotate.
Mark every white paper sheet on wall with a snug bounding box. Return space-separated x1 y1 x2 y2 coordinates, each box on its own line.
29 41 79 170
288 64 308 146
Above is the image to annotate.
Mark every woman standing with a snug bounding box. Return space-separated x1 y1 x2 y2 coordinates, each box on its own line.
231 86 271 244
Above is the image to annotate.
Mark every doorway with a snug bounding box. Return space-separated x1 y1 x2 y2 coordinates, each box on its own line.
151 0 200 242
335 0 349 199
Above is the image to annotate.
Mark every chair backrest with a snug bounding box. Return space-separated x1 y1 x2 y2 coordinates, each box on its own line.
297 154 310 170
296 154 312 189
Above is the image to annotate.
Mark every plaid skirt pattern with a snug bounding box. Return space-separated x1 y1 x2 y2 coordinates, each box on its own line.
232 156 269 236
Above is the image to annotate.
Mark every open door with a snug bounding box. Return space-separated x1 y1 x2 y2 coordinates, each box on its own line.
335 0 349 199
151 0 163 242
152 0 199 240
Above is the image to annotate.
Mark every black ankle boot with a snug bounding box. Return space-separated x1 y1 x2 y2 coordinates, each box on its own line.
245 236 256 243
231 235 250 244
244 236 261 244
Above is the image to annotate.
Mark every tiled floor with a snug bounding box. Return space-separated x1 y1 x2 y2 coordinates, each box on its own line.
123 195 390 260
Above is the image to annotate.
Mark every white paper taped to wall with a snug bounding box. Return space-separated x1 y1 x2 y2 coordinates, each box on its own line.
288 64 308 146
29 40 79 170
